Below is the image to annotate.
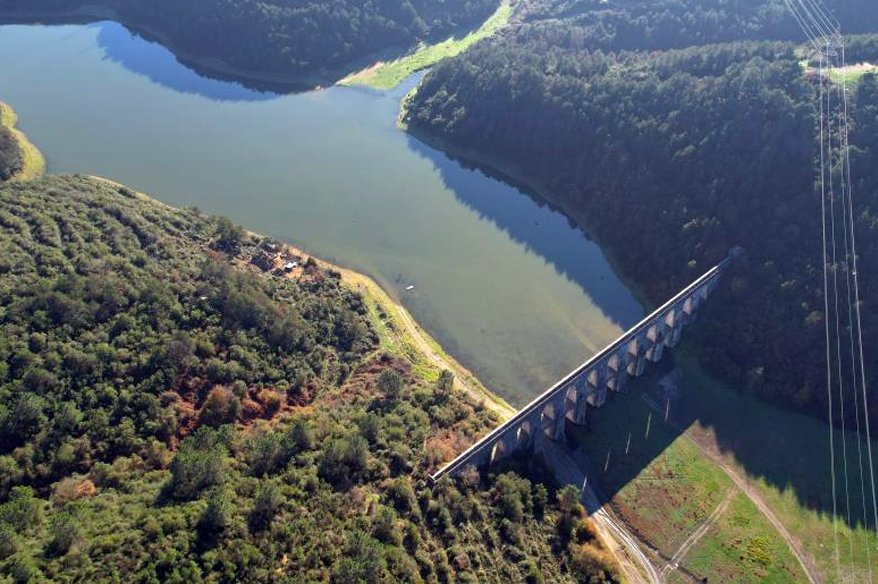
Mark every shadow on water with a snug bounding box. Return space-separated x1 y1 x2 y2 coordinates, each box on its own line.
405 134 644 331
91 21 297 101
403 128 870 538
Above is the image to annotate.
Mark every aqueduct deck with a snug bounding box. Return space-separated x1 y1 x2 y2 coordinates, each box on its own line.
429 250 739 483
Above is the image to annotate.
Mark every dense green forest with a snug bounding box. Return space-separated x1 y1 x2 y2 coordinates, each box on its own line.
2 0 499 78
0 127 20 181
514 0 878 52
0 175 618 582
405 22 878 429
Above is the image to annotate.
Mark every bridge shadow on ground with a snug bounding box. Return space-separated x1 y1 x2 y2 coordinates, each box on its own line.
542 336 873 537
409 136 873 536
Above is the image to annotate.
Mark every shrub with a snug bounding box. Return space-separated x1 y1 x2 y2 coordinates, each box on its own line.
249 482 282 532
377 370 404 402
198 386 241 428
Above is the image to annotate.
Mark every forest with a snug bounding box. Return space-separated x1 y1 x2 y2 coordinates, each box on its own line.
405 19 878 429
2 0 499 78
514 0 878 52
0 175 618 582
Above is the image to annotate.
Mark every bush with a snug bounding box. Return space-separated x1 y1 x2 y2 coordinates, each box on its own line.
377 370 404 402
198 386 241 428
167 429 226 500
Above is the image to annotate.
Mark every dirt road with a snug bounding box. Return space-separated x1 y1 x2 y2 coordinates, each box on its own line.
642 395 822 584
661 487 735 579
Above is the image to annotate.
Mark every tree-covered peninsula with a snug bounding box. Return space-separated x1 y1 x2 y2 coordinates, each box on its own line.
0 175 619 582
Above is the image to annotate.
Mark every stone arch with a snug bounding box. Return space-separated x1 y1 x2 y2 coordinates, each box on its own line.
541 403 557 438
564 385 579 421
489 437 508 464
516 421 533 447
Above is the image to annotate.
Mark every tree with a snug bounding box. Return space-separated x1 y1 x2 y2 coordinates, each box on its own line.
213 216 244 252
249 482 282 532
167 429 226 500
48 512 83 556
199 488 234 545
331 530 387 584
377 369 403 402
373 507 401 546
436 369 454 399
198 385 241 428
0 487 43 533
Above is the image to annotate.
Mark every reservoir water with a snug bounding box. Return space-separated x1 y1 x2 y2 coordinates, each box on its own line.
0 21 642 405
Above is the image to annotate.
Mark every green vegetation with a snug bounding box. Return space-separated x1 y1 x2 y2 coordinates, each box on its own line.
340 0 514 90
1 0 499 83
0 175 617 581
0 101 44 182
570 383 807 582
405 14 878 431
684 491 803 583
673 350 878 581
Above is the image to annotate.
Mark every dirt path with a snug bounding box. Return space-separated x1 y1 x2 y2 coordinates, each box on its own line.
642 395 822 584
660 487 734 579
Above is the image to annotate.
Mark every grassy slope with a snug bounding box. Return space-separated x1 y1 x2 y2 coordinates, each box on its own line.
0 101 45 181
572 382 808 582
675 350 878 583
339 0 514 90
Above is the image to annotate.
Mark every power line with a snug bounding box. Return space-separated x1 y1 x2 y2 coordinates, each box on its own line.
818 41 843 581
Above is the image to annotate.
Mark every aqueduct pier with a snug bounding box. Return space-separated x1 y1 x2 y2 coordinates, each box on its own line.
430 249 740 483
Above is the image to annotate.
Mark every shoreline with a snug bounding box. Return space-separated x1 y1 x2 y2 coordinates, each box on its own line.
401 113 654 312
0 6 375 91
86 174 517 422
0 7 473 93
0 100 46 181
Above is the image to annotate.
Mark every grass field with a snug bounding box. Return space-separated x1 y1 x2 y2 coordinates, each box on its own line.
338 0 513 90
673 349 878 582
684 491 804 583
828 63 877 84
571 374 808 582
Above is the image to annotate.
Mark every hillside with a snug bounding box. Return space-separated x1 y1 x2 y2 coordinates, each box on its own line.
0 175 618 582
1 0 500 83
404 0 878 430
0 126 17 181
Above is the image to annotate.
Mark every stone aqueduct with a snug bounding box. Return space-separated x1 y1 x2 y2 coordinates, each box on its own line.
429 250 740 483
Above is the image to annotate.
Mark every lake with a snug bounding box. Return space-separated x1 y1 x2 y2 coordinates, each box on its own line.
0 21 642 405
